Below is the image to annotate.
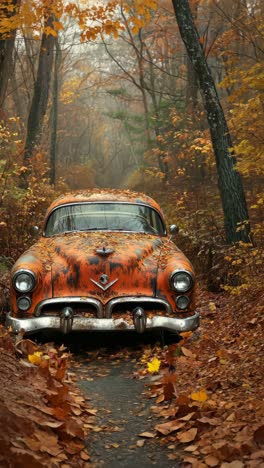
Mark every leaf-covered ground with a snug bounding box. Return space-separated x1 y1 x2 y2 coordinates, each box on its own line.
0 284 263 467
0 328 91 467
133 287 264 467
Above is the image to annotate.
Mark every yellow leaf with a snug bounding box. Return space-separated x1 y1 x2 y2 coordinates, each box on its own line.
209 302 216 312
220 359 227 365
28 351 43 365
190 389 208 402
147 357 161 374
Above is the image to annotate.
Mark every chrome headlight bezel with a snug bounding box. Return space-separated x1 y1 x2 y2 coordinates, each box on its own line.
13 270 36 293
170 269 194 293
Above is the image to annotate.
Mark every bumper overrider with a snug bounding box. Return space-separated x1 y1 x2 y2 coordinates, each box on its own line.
6 296 200 335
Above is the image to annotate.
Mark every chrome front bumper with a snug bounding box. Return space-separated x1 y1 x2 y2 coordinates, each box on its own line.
6 312 199 335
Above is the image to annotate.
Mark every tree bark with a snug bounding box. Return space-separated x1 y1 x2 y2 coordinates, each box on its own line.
23 12 55 168
0 0 21 109
172 0 250 244
185 1 198 112
186 56 198 111
144 46 169 179
50 38 61 186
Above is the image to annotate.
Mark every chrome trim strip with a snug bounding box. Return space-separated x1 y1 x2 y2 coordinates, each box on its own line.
43 201 167 237
34 297 104 318
106 296 173 318
90 278 118 291
6 311 199 334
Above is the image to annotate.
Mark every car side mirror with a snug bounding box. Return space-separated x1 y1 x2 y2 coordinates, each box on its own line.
169 224 179 235
31 226 40 237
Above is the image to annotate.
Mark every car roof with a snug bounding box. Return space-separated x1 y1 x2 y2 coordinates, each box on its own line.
45 189 164 218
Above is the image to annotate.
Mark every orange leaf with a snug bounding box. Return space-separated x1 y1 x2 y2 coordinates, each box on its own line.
181 347 196 359
190 389 208 402
155 420 185 436
156 394 164 404
204 455 219 467
177 428 198 443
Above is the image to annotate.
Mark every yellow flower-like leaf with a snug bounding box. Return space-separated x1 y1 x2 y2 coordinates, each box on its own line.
147 357 161 374
190 389 208 402
28 351 43 365
209 302 216 312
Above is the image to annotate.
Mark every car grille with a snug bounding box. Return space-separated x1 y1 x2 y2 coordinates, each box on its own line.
40 303 99 318
36 297 172 319
111 303 166 324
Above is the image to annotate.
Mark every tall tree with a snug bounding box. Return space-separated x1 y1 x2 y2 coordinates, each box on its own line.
171 0 250 244
50 37 61 186
0 0 21 109
23 8 55 168
185 1 198 111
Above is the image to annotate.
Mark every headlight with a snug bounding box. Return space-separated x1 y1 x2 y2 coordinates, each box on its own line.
17 296 31 311
171 270 193 292
13 270 36 293
176 295 190 310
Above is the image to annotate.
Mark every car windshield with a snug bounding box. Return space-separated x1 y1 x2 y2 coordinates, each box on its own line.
45 203 166 236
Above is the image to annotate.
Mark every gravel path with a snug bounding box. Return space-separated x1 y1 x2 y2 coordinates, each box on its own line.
70 333 181 467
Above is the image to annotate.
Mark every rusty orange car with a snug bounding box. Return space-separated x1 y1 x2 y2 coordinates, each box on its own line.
7 189 199 335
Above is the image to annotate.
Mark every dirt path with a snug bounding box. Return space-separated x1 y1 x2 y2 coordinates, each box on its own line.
70 334 181 467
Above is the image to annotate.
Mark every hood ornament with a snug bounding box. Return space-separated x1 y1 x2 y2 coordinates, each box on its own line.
100 274 109 285
96 247 114 256
90 274 118 291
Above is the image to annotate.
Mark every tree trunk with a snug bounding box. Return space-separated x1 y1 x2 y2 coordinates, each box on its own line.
50 38 61 186
23 13 55 168
144 47 169 179
185 1 198 112
186 56 198 110
0 0 21 109
172 0 250 244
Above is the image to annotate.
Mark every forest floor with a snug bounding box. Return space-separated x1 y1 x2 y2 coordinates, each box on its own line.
0 280 263 468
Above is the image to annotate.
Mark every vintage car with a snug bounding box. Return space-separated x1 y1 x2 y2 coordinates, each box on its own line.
7 190 199 335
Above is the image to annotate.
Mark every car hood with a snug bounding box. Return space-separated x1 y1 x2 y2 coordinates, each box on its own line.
12 231 195 315
45 232 163 302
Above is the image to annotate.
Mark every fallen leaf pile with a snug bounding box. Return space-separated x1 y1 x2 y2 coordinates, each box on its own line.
0 327 93 467
136 286 264 467
0 276 263 467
